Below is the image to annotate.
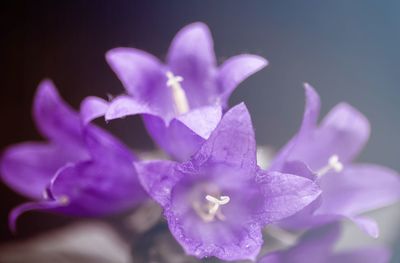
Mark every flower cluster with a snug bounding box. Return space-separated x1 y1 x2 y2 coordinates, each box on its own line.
1 22 399 262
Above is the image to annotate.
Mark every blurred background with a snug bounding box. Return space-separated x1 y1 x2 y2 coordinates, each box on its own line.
1 0 399 261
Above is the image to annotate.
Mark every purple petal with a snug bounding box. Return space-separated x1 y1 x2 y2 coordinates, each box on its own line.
326 246 391 263
0 142 85 199
286 102 370 171
33 80 85 149
256 170 322 224
80 96 109 124
105 95 156 121
142 114 206 162
349 216 379 238
106 48 175 119
134 160 180 206
260 223 340 263
9 199 66 233
192 103 256 167
270 84 320 171
48 160 146 216
316 164 400 218
175 105 222 139
167 22 218 107
218 54 268 106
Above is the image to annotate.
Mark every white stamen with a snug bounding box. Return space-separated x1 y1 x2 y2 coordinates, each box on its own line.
193 194 230 222
166 71 189 114
317 154 344 177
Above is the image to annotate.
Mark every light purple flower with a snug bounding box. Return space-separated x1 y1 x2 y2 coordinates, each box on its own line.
0 80 147 231
81 22 268 161
135 103 321 261
259 223 391 263
270 84 400 238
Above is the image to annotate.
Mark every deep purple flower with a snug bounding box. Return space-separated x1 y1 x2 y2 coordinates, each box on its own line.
135 103 321 261
259 223 391 263
270 84 400 237
0 80 147 231
81 22 268 161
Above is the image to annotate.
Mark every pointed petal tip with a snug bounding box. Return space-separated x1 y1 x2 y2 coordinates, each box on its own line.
36 79 59 99
80 96 109 125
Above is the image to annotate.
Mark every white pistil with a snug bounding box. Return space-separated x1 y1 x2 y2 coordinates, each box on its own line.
166 71 189 114
193 194 230 222
317 154 344 177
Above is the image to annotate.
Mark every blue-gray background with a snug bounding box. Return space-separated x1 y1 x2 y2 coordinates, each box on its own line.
1 0 399 261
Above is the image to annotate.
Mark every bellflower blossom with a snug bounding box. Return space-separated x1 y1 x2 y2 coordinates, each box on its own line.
81 22 268 161
259 223 390 263
270 84 400 237
135 103 321 261
0 80 147 231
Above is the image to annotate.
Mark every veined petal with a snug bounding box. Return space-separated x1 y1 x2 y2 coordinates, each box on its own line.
9 199 66 233
218 54 268 106
175 105 222 139
48 160 146 216
192 103 256 168
316 164 400 218
143 114 206 162
106 48 175 119
134 160 180 206
167 22 218 107
326 246 391 263
33 80 85 149
105 95 156 121
80 96 109 124
287 102 370 171
0 142 85 199
270 84 320 171
256 170 321 224
259 223 340 263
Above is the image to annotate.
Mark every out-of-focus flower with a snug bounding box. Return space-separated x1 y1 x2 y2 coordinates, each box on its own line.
0 80 146 231
81 22 268 161
135 103 321 261
259 223 391 263
269 84 400 237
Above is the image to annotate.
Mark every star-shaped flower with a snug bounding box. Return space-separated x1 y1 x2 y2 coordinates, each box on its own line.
269 84 400 238
259 223 391 263
81 22 268 161
135 103 321 261
0 80 147 231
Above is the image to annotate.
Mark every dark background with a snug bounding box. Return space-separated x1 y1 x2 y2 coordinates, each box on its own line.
1 0 399 258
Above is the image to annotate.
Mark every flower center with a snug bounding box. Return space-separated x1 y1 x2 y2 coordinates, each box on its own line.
316 154 344 177
193 194 231 222
166 71 189 115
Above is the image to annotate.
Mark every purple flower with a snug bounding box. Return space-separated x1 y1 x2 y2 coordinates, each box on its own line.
270 84 400 238
259 223 391 263
0 80 147 231
135 103 321 261
81 22 268 161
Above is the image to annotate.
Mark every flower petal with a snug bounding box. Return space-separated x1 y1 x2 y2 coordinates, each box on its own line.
175 105 222 139
326 246 391 263
348 216 379 238
270 84 320 171
316 164 400 217
48 160 146 216
167 22 218 107
106 48 175 119
286 102 370 171
143 115 206 161
134 160 180 206
9 199 65 233
0 142 84 199
260 223 340 263
192 102 256 167
105 95 156 121
33 80 85 149
256 170 321 224
80 96 109 124
218 54 268 106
